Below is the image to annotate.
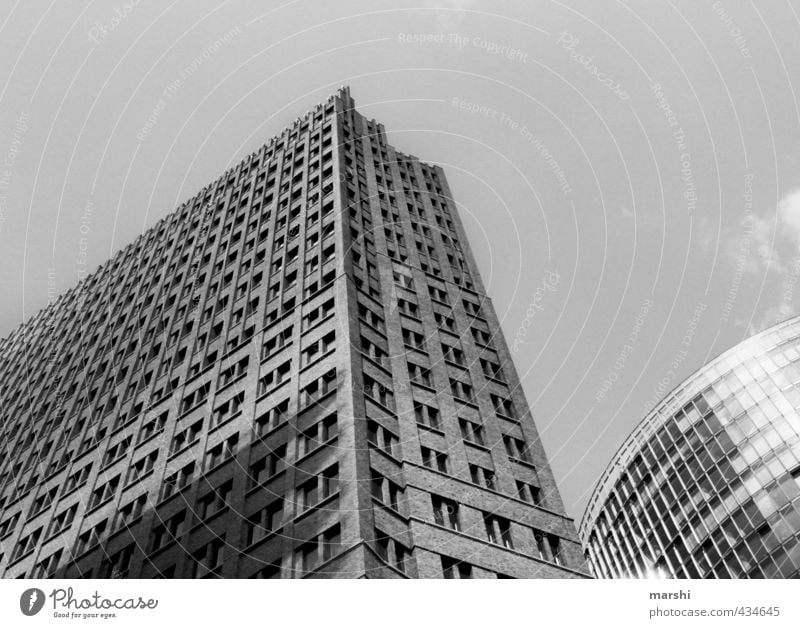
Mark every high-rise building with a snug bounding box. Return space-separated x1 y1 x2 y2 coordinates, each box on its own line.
0 87 588 579
581 316 800 579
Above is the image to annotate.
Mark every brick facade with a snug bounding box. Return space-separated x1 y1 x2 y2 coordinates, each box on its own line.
0 87 589 579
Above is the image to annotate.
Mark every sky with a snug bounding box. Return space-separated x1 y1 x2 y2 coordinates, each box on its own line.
1 0 800 525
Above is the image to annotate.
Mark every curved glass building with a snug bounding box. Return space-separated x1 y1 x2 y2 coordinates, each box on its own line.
580 316 800 579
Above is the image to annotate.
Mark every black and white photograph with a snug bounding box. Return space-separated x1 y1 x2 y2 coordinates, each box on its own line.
0 1 799 625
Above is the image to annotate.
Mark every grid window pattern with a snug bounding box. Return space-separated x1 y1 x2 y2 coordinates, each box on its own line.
0 87 585 580
582 318 800 579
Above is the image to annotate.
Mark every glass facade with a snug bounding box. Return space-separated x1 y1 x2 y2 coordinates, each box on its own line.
581 317 800 579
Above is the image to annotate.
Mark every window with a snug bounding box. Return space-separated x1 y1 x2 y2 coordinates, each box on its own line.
357 302 384 332
261 326 292 359
548 534 562 565
218 356 249 387
360 335 388 367
33 548 63 578
197 480 232 521
481 359 504 381
250 559 282 579
212 392 245 428
392 269 414 289
408 362 432 387
88 475 120 509
150 511 186 552
434 311 456 332
79 426 107 455
303 298 335 330
297 413 338 457
64 463 93 492
161 461 195 500
115 495 146 530
374 529 410 573
300 368 337 407
248 444 287 487
503 435 532 464
170 419 203 455
254 398 289 436
302 330 335 365
74 519 106 555
441 555 472 579
367 420 398 458
431 495 459 530
401 328 425 352
12 527 42 560
370 470 402 511
205 433 239 471
189 535 226 578
126 450 158 485
47 504 77 537
428 285 449 304
258 359 291 394
102 436 132 467
516 480 543 506
30 487 58 517
534 530 562 564
441 343 465 365
450 378 474 404
462 298 483 317
363 374 393 409
421 446 448 473
295 524 341 573
414 402 440 430
483 513 514 549
397 298 419 318
244 499 284 546
181 382 210 413
471 327 491 346
297 464 339 512
469 464 496 491
138 410 167 443
491 394 517 419
459 418 486 446
97 543 136 578
0 511 20 539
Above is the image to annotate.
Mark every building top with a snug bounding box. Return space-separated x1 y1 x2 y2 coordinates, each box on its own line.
0 87 354 350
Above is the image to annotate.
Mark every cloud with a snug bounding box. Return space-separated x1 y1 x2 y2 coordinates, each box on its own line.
722 189 800 277
422 0 477 32
727 189 800 332
778 189 800 244
748 213 784 275
753 303 795 333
